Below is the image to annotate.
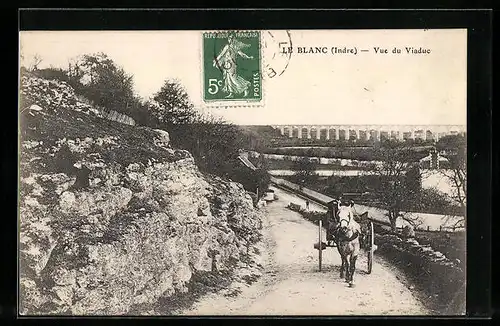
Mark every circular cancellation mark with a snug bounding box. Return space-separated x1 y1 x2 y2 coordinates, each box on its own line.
260 30 293 79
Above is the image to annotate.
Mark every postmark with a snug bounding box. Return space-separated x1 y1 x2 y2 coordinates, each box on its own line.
261 30 293 79
203 31 262 103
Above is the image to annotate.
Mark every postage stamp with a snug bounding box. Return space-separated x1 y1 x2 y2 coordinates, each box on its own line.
203 31 262 104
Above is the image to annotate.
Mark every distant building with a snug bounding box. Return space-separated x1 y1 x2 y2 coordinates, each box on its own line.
419 148 449 169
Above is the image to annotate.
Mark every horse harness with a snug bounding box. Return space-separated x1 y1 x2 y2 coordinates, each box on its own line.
335 209 360 242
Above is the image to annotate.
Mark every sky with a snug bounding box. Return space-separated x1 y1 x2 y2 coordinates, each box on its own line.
20 29 467 126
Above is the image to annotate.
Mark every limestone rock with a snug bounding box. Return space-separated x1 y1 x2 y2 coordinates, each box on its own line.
20 75 101 117
19 76 263 314
29 104 44 112
153 129 170 147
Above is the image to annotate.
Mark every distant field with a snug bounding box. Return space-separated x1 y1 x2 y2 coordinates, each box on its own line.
261 159 372 171
263 146 431 161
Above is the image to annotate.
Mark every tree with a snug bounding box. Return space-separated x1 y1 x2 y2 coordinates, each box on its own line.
292 157 318 186
66 52 136 115
336 140 348 158
228 166 270 201
28 54 43 72
193 116 244 174
237 127 274 152
146 78 269 194
416 187 462 216
436 135 467 218
372 143 423 231
151 79 198 128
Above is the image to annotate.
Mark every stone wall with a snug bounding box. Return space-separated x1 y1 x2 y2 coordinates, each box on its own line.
375 232 465 314
103 109 136 126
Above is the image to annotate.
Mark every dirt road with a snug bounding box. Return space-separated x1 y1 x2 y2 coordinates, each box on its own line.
177 187 428 316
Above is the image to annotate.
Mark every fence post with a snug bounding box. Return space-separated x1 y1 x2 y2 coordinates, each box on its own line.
439 225 442 232
318 219 323 272
427 226 430 231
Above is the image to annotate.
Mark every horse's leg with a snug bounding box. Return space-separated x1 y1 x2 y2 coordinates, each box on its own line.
344 254 351 283
338 246 345 279
339 254 345 279
349 255 358 285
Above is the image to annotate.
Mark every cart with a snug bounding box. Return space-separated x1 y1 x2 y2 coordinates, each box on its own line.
313 206 375 274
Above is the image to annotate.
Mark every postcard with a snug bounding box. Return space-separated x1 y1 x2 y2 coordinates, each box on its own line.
19 28 466 316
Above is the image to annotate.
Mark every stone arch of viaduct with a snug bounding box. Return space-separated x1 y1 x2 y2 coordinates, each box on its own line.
272 125 466 142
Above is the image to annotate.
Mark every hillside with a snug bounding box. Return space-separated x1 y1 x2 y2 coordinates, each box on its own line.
19 75 263 315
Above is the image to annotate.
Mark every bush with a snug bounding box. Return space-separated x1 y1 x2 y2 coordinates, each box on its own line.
66 53 137 117
286 204 326 225
410 188 462 216
264 146 430 162
375 233 465 314
31 67 71 83
227 167 270 199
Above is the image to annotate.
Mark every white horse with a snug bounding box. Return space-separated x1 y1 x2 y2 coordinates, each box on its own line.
335 202 362 287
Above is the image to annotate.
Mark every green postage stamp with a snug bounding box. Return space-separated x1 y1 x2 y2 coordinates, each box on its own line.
203 31 262 104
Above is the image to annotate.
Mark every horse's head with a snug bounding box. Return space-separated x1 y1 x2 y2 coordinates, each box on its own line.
336 202 360 239
337 202 353 221
337 204 353 231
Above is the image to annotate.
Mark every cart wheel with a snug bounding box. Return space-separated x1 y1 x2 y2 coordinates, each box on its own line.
318 220 323 272
367 221 374 274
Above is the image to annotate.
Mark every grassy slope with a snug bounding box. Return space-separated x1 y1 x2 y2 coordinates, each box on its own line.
20 105 189 178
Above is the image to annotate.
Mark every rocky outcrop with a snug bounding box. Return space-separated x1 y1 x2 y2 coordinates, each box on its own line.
19 76 263 315
20 75 101 117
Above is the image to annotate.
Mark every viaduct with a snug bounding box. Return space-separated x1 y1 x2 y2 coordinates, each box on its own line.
271 124 466 142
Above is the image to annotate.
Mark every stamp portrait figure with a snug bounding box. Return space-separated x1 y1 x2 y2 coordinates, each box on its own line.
213 34 254 98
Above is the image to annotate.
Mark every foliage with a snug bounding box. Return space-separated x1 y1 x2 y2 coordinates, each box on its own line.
237 126 282 152
375 233 465 315
31 67 71 83
436 135 466 215
266 145 431 162
28 54 43 72
143 79 270 195
227 167 270 200
371 143 423 230
268 134 436 148
318 175 380 199
150 79 199 128
409 187 462 216
291 157 318 185
145 79 271 193
67 52 138 116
